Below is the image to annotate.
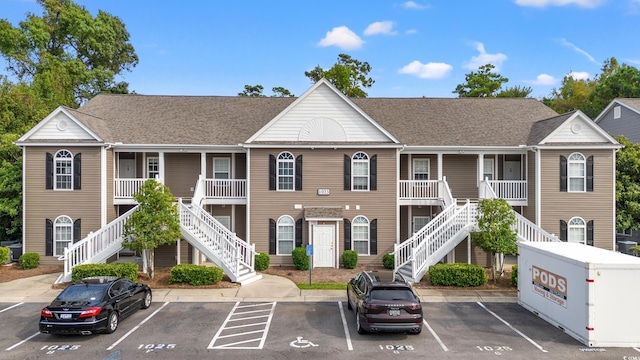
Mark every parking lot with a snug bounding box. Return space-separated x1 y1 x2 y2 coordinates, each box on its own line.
2 300 640 359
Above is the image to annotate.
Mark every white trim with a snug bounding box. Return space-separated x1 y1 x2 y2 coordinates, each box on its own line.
16 106 103 143
101 146 106 227
535 149 541 226
594 98 640 123
538 111 619 145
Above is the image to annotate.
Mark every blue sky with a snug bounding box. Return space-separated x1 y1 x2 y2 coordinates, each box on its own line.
2 0 640 99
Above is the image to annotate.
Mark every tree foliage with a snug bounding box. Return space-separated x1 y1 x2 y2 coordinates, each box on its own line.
496 85 533 98
453 64 509 98
543 72 596 114
304 53 374 98
615 136 640 232
472 198 517 280
123 179 181 279
0 0 138 106
238 84 295 97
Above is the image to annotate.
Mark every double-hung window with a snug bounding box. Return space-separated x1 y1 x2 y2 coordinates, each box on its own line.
147 157 159 179
413 159 430 180
54 216 73 256
352 216 370 255
352 152 369 191
213 158 230 179
568 153 586 192
55 150 73 190
277 152 294 190
277 216 294 255
483 158 495 181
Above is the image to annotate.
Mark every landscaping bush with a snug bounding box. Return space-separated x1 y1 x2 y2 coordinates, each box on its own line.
169 264 224 286
291 247 309 270
72 263 138 282
510 265 518 287
0 247 9 264
428 263 487 287
19 252 40 269
382 253 394 269
342 250 358 269
254 252 270 271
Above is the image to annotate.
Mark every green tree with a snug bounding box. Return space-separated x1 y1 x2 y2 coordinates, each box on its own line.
0 0 138 106
238 85 295 97
585 62 640 118
543 73 596 114
271 86 294 97
123 179 181 279
472 198 517 281
496 85 533 98
304 53 374 98
453 64 509 98
614 136 640 232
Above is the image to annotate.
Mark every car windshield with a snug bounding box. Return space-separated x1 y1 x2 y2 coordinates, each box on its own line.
56 285 106 301
370 288 416 301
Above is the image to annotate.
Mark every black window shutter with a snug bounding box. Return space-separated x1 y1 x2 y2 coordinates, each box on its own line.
46 152 53 189
295 155 303 191
587 220 594 246
269 218 276 254
73 219 82 243
46 219 53 256
269 155 276 190
73 153 81 190
370 219 378 254
295 218 303 248
559 155 567 192
559 220 567 242
370 155 377 191
344 155 351 190
344 219 351 250
586 156 594 192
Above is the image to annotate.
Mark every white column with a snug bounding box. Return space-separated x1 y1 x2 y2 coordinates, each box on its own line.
201 152 207 178
158 151 165 184
437 153 443 180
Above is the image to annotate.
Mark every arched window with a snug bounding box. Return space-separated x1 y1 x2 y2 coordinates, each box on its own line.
568 153 586 192
352 152 369 191
277 152 294 190
277 215 295 254
54 216 73 256
352 215 370 255
55 150 73 190
568 217 586 244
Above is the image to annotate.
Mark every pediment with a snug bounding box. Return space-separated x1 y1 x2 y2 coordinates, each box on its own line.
540 111 617 145
18 107 101 142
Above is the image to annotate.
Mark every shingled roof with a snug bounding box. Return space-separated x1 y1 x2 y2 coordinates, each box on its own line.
71 93 560 147
617 98 640 112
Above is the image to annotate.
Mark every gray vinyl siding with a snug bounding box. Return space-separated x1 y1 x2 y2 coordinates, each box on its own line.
538 148 615 249
597 105 640 143
164 153 200 199
442 154 477 200
23 146 103 265
248 147 397 266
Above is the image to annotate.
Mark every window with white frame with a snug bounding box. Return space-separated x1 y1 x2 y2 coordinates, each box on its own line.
147 157 159 179
483 158 495 180
568 153 586 192
413 216 431 234
213 158 230 179
277 152 294 190
352 152 369 191
413 159 430 180
214 216 230 230
614 106 621 119
617 228 632 236
55 150 73 190
54 216 73 256
277 216 294 255
352 215 370 255
568 217 586 244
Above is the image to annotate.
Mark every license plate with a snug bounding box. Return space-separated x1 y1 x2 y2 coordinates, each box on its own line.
389 309 400 316
60 313 72 320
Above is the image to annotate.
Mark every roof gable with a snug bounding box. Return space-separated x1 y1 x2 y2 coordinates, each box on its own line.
594 98 640 123
246 79 399 144
17 106 103 143
536 111 618 145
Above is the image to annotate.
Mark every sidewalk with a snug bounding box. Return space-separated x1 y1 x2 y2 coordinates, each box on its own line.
0 273 518 304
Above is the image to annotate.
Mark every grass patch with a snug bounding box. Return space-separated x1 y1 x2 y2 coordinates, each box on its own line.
297 283 347 290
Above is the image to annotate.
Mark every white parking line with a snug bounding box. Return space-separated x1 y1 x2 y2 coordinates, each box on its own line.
423 318 449 352
5 332 39 351
338 301 353 351
208 302 276 350
0 302 24 314
476 302 548 353
106 301 170 351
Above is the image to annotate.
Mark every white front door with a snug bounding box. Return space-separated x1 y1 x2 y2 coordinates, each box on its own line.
313 225 335 268
119 159 136 178
504 161 521 180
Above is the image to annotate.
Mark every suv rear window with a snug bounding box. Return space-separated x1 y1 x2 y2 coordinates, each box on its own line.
370 288 416 301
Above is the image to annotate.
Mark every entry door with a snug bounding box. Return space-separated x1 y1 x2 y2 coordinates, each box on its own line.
313 225 335 268
119 159 136 178
504 161 521 180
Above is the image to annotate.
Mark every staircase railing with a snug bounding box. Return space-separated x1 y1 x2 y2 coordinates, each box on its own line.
58 206 138 283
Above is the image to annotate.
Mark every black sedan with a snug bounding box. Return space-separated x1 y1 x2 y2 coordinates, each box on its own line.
40 276 152 335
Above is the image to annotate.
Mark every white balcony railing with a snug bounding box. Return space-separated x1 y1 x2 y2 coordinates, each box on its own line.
399 180 440 199
203 179 247 199
114 178 152 199
486 180 527 201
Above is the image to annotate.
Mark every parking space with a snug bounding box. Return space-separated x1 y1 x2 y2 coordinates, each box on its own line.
3 301 640 359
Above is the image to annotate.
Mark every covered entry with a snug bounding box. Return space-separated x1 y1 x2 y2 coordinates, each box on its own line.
304 207 343 268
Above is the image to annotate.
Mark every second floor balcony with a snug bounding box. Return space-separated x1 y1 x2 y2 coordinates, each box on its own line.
114 178 247 205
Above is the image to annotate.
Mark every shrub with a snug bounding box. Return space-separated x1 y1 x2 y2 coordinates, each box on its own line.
72 263 138 282
0 247 9 264
510 265 518 287
19 252 40 269
254 252 270 271
428 263 487 287
382 253 394 269
291 247 309 270
169 264 224 286
342 250 358 269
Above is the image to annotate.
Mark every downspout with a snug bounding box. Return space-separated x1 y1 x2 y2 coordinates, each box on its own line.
21 146 26 253
534 147 541 226
612 147 620 250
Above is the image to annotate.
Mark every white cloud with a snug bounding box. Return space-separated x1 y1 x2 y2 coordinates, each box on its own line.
398 61 453 79
403 1 428 9
568 71 590 80
464 42 508 71
529 73 558 85
559 38 598 64
514 0 604 8
627 58 640 66
405 29 418 35
364 21 397 36
317 26 364 50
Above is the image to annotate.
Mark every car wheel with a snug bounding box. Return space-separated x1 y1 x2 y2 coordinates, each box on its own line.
346 290 352 310
356 310 366 334
105 312 118 334
141 291 152 309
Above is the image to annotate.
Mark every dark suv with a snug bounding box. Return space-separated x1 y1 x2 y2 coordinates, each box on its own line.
346 270 423 334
